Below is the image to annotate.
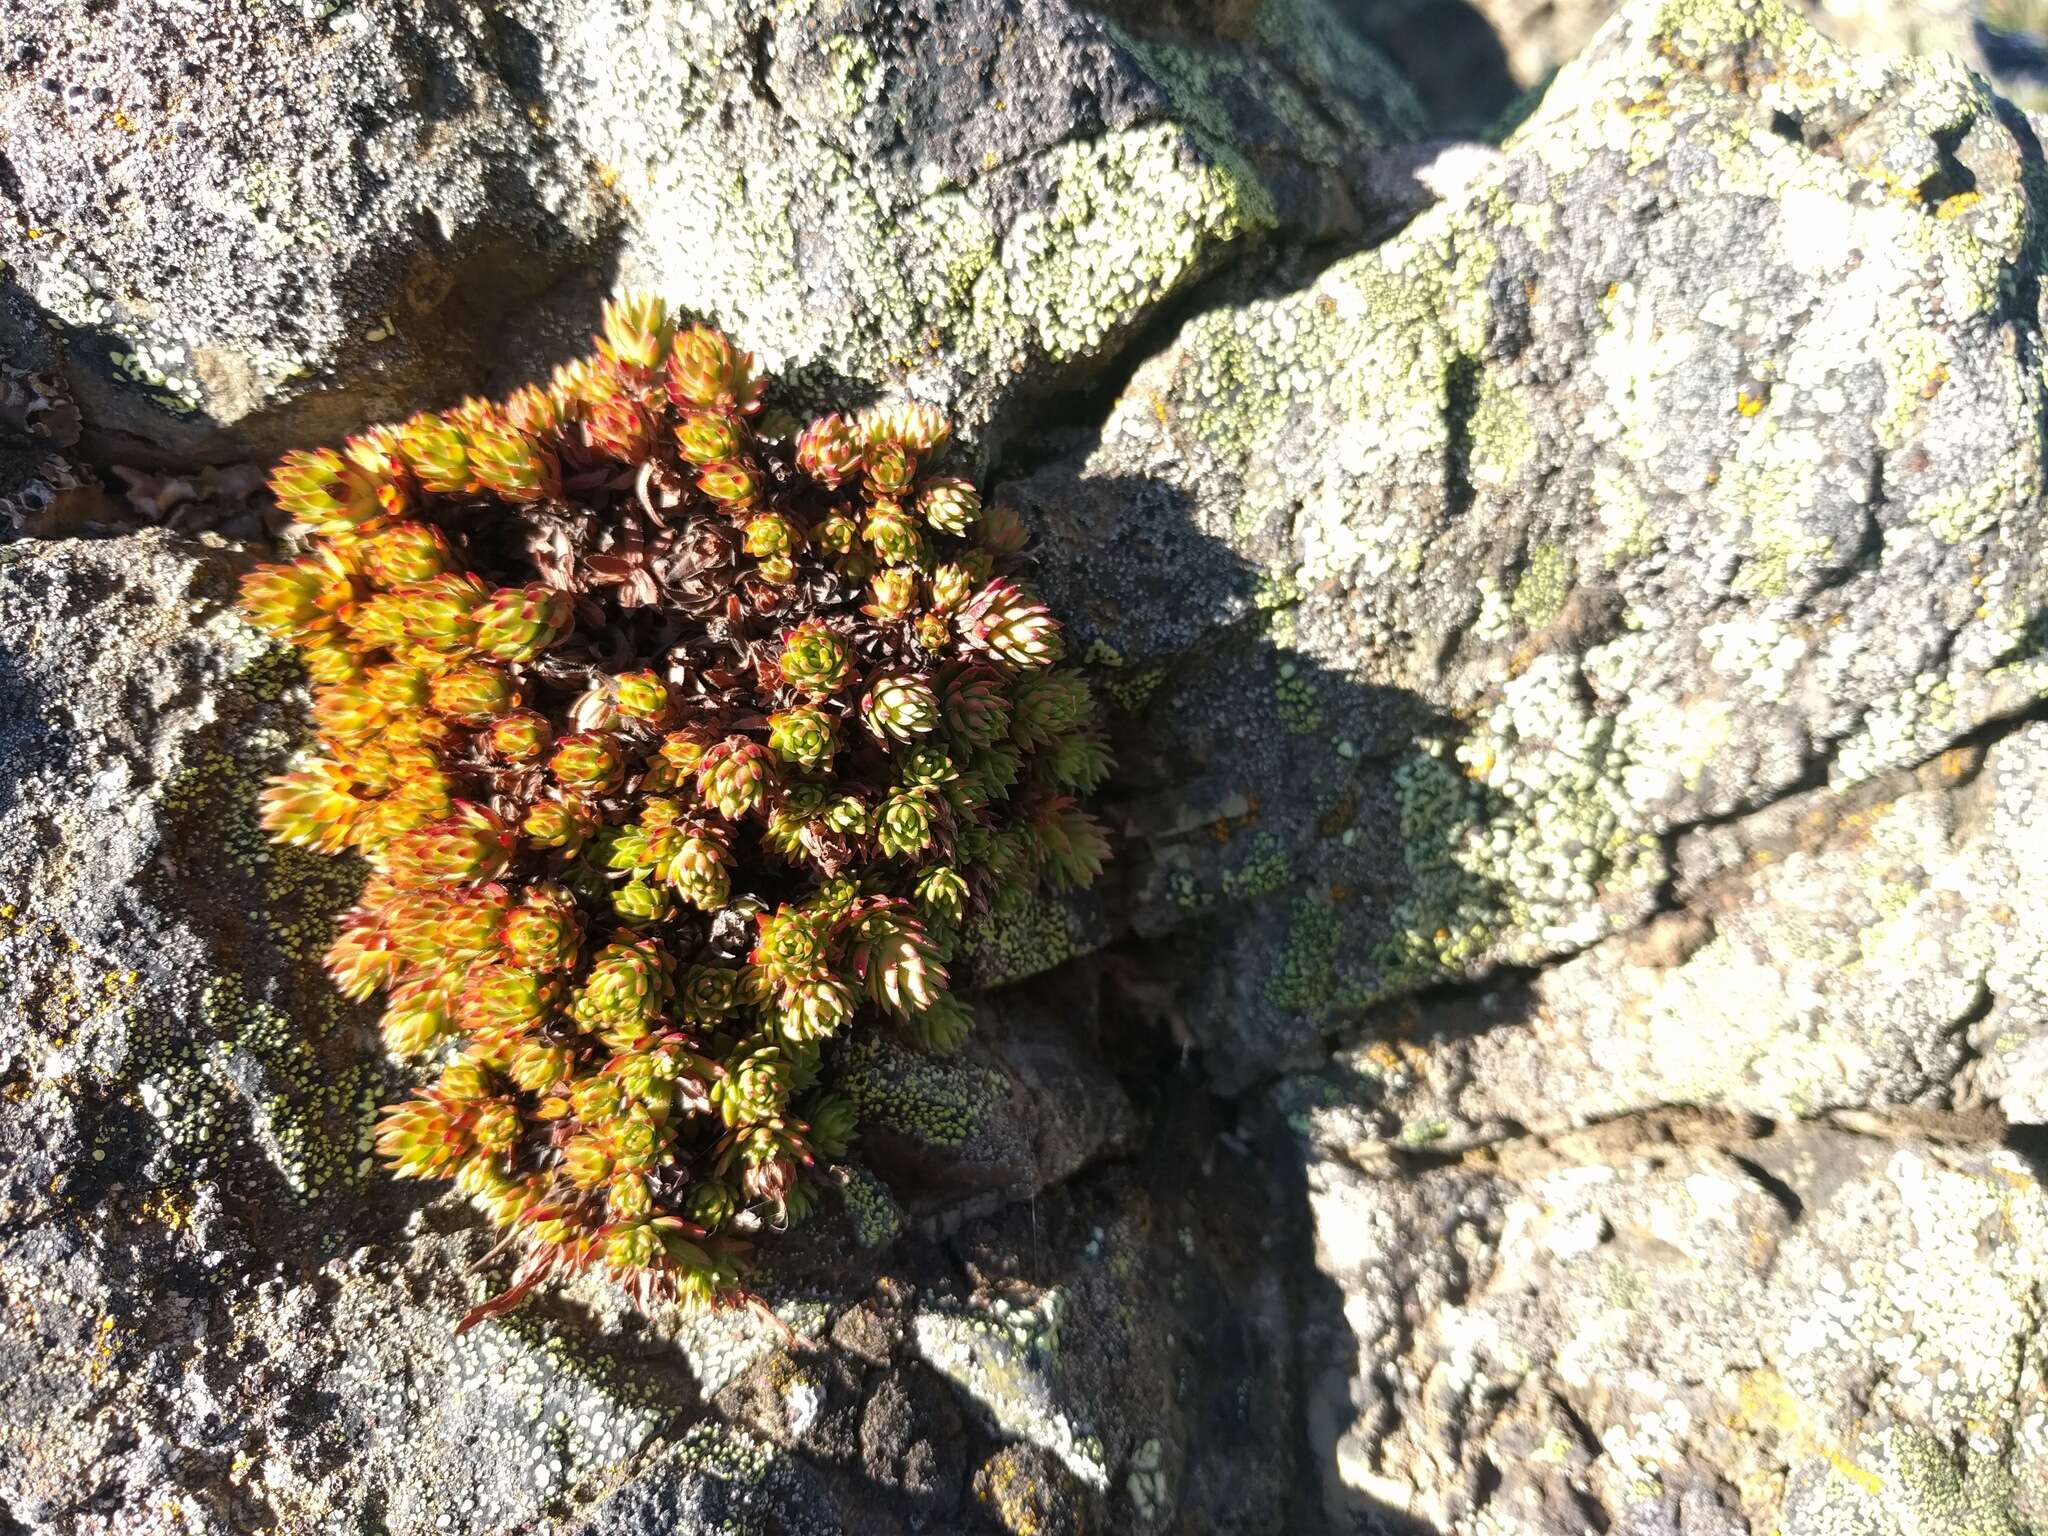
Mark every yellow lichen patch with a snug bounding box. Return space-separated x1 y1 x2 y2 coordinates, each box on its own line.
1824 1450 1885 1496
85 1314 124 1386
134 1183 198 1233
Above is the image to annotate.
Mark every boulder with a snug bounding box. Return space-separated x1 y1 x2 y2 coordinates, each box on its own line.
1353 0 2045 135
9 0 2048 1531
0 0 1422 465
1017 0 2048 1090
1296 722 2048 1153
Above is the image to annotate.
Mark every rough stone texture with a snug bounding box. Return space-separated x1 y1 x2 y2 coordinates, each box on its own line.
1297 1115 2048 1535
1290 722 2048 1152
0 532 375 1212
0 0 1422 465
12 0 2048 1531
0 534 1163 1532
841 978 1140 1228
1018 0 2048 1090
1356 0 2048 133
0 361 110 537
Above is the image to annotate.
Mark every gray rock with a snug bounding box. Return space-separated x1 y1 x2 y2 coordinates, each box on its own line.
0 0 1422 465
0 531 1153 1531
840 974 1139 1229
1017 0 2048 1090
13 0 2048 1532
1355 0 2048 134
1291 721 2048 1151
0 531 374 1215
1296 1114 2048 1534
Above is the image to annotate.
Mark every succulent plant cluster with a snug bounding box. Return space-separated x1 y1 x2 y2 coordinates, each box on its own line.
240 296 1110 1323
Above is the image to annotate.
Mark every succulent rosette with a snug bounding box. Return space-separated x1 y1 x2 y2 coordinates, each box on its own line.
243 293 1111 1326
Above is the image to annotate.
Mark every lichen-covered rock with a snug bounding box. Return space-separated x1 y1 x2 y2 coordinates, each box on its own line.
1357 0 2043 134
841 976 1139 1226
569 1135 1303 1535
1293 721 2048 1150
18 0 2048 1530
0 531 375 1212
0 0 1422 465
1295 1113 2048 1534
0 531 1155 1531
1018 0 2048 1088
685 1142 1295 1528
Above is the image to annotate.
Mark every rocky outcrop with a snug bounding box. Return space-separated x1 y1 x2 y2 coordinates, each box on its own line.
1022 0 2048 1092
1356 0 2046 133
8 0 2048 1533
0 533 1165 1535
0 0 1422 465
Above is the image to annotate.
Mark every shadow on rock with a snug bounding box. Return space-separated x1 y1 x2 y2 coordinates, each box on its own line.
0 437 1540 1533
1335 0 1522 137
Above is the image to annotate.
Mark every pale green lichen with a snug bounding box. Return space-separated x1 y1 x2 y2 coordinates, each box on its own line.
1266 897 1369 1016
1163 199 1502 548
1467 370 1537 488
1254 0 1427 145
1700 616 1808 704
671 1421 778 1487
1510 541 1571 628
122 633 375 1198
639 103 1275 428
1101 663 1167 714
838 1165 903 1249
193 975 376 1199
963 886 1079 988
1514 0 2044 580
913 1297 1112 1491
1471 577 1514 643
1274 660 1323 734
821 34 879 121
1219 832 1291 903
1834 671 1970 784
838 1035 1006 1148
1126 1436 1171 1522
1285 656 1666 1013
